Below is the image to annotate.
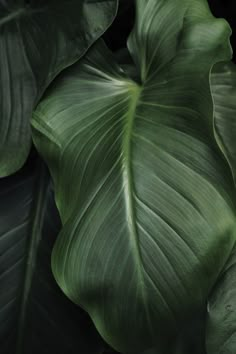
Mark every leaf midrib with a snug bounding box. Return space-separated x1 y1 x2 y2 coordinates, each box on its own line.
122 82 153 329
122 83 142 270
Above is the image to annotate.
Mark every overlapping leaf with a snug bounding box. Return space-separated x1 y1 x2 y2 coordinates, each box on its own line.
205 61 236 354
211 62 236 185
206 245 236 354
0 158 104 354
0 0 117 177
32 0 236 352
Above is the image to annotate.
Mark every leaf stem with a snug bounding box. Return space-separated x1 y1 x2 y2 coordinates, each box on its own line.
0 8 26 26
16 159 49 353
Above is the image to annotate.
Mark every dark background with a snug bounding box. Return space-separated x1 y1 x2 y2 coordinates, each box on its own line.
209 0 236 61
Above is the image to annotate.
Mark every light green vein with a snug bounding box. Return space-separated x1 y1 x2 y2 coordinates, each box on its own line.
122 82 142 270
121 82 155 331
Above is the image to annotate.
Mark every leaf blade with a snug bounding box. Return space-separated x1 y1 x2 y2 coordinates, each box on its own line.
32 1 236 352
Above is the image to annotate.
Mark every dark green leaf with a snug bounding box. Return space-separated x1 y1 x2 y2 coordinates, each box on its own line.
205 60 236 354
211 61 236 186
0 0 117 177
32 0 236 352
0 158 104 354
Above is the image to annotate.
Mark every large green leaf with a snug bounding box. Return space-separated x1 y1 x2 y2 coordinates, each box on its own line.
0 0 117 177
0 157 104 354
211 62 236 185
32 0 236 352
206 246 236 354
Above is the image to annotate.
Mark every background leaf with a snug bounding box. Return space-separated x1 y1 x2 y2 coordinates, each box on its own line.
0 0 117 177
0 156 104 354
206 244 236 354
211 61 236 185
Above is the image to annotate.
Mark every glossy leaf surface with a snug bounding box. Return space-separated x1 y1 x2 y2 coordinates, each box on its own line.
0 0 117 177
32 0 236 352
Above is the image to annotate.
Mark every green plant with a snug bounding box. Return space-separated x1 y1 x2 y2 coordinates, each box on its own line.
0 0 236 353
